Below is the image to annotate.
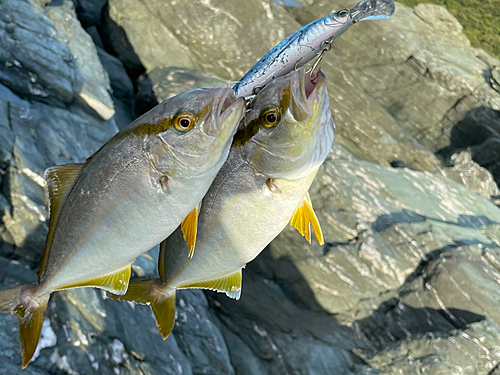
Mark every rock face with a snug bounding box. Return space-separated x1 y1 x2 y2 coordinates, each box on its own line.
1 0 500 374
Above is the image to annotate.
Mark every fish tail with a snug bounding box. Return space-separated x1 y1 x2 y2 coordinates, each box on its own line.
0 285 48 368
112 279 176 339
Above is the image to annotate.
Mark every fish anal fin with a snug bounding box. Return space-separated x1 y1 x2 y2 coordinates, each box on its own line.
151 293 176 339
19 300 47 368
181 203 201 258
179 269 242 300
290 192 324 245
57 266 131 295
109 279 176 339
39 163 85 278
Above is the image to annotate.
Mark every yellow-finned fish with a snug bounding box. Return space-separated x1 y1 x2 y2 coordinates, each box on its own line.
113 68 335 339
0 87 245 368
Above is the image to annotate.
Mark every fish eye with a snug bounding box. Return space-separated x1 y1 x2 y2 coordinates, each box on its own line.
261 106 281 128
173 112 196 132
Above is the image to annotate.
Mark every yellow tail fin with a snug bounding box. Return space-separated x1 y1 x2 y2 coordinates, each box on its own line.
109 280 176 340
0 285 48 368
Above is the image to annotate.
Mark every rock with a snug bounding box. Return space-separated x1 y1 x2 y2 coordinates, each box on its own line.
492 66 500 93
102 0 299 80
442 150 500 200
86 25 105 49
135 67 226 115
414 3 463 36
46 0 114 120
96 47 134 101
0 0 77 103
72 0 107 28
2 0 500 374
102 0 197 76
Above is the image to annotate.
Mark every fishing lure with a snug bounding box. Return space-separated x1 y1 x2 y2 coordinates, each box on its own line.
233 0 395 98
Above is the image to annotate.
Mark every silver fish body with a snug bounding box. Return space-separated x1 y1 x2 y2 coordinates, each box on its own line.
0 87 245 368
233 0 395 98
117 68 334 339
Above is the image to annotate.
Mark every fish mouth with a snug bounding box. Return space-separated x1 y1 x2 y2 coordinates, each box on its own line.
208 88 245 137
291 68 327 116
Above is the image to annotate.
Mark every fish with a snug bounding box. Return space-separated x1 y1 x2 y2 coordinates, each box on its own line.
0 87 245 368
113 67 335 339
233 0 395 98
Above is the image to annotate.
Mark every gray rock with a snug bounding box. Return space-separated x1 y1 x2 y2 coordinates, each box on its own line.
103 0 197 75
46 0 114 120
97 47 134 101
2 0 500 374
86 25 105 49
414 3 464 36
135 66 226 115
72 0 107 27
0 0 77 102
491 66 500 93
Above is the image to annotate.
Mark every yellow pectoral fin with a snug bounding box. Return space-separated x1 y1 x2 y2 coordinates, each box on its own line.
179 269 242 300
290 192 324 245
57 266 131 295
181 203 201 259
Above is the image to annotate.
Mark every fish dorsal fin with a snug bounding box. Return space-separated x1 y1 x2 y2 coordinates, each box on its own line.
290 192 324 245
181 202 201 259
179 269 242 300
56 266 131 295
39 163 85 278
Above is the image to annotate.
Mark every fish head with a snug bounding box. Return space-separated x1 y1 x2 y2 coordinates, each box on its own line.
147 87 245 178
234 67 335 180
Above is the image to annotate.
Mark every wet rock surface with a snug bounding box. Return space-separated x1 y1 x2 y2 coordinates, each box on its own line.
1 0 500 374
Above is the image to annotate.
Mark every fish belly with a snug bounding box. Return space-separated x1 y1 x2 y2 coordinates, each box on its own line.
171 168 318 288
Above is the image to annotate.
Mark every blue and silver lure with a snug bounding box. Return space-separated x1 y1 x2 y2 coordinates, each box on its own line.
233 0 395 98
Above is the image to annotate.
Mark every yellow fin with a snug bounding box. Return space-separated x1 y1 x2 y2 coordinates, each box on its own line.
110 280 176 339
57 266 131 295
18 299 47 369
0 285 49 368
181 203 201 258
39 163 84 278
290 192 324 245
179 269 242 300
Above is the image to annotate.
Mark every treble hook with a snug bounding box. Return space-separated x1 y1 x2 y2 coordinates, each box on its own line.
306 39 332 82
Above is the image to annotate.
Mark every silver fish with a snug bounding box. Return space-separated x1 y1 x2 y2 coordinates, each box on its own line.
233 0 395 98
0 87 245 368
114 68 334 339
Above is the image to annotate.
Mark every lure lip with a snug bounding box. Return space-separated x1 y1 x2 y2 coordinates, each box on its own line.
349 0 396 23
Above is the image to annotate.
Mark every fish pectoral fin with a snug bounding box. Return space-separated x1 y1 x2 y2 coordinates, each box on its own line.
39 163 85 278
181 202 201 259
109 279 176 339
57 266 131 295
179 269 242 300
290 192 324 245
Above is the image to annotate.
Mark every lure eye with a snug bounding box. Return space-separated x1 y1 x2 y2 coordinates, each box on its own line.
261 106 281 128
174 112 196 132
337 9 349 17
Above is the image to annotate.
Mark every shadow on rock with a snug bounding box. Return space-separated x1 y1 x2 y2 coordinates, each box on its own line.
372 209 500 233
100 4 158 117
436 105 500 190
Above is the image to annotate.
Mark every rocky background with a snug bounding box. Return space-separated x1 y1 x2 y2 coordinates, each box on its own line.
1 0 500 374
